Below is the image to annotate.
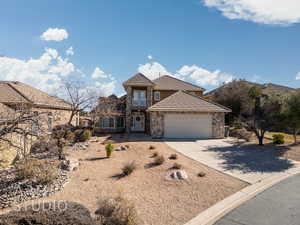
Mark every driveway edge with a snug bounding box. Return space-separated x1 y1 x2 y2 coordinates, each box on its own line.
184 169 300 225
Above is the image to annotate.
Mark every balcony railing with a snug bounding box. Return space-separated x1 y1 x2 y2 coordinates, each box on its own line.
132 99 146 107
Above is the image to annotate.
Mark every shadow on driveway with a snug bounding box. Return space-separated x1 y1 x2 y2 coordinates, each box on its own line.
204 143 295 173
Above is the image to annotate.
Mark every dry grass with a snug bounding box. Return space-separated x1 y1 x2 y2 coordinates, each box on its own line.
1 136 247 225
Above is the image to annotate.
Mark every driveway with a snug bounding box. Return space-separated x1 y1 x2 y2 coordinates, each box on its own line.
166 138 300 184
214 173 300 225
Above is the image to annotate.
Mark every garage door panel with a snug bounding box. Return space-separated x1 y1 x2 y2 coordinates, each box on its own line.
164 113 212 138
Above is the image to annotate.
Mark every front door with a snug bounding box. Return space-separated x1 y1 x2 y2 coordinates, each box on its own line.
132 114 145 131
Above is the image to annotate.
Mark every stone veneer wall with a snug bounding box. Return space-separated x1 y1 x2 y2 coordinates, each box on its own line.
125 86 132 133
150 112 164 138
212 112 225 138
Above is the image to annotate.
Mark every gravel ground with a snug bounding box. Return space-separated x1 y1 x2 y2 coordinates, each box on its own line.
0 136 247 225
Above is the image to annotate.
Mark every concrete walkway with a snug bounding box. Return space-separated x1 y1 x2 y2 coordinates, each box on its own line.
214 173 300 225
166 139 300 184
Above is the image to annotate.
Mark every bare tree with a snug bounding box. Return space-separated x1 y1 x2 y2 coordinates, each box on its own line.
60 80 98 125
0 103 51 160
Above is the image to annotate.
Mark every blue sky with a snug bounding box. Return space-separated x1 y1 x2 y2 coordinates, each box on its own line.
1 0 300 96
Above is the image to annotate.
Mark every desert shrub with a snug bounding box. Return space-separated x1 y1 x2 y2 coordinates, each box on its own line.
154 155 165 165
122 162 137 176
74 129 91 142
232 120 247 129
95 195 141 225
198 172 206 177
149 145 156 150
65 131 76 143
16 159 59 184
80 130 92 142
169 153 178 160
230 128 252 142
30 138 58 154
74 129 83 141
273 134 285 145
52 129 67 139
0 201 96 225
172 162 182 170
105 142 115 158
152 151 158 157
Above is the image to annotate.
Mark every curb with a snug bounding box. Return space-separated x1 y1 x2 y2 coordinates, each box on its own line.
184 168 300 225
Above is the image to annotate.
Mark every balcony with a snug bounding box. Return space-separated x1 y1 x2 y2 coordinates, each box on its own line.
132 99 146 107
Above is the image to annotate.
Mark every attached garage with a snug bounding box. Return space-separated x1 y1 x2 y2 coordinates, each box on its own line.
148 91 231 139
164 113 212 138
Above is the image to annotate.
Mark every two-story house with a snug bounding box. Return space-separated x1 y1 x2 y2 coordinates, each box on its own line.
94 73 231 139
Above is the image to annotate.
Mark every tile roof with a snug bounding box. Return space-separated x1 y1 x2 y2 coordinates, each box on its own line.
153 75 205 91
148 90 231 112
123 73 155 87
0 81 72 110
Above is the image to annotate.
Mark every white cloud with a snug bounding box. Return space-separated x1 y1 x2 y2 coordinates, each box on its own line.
147 55 153 60
203 0 300 25
40 28 68 41
296 72 300 80
66 46 74 56
48 56 75 76
138 62 172 80
91 67 109 79
0 48 62 93
177 64 233 86
94 80 116 96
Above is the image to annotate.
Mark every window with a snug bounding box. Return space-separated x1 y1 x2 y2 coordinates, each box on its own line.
48 112 53 130
117 117 124 128
101 118 115 128
154 91 160 101
133 90 146 106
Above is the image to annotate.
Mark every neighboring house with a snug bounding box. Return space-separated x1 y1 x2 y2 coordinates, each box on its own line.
94 74 231 139
0 81 79 130
92 94 126 133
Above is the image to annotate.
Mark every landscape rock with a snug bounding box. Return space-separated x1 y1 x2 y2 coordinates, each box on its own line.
60 157 79 171
0 168 70 209
166 170 188 180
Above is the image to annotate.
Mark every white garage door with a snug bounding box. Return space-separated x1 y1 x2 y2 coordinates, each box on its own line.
164 113 212 138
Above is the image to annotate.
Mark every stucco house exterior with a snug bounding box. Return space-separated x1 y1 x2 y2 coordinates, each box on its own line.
93 73 231 139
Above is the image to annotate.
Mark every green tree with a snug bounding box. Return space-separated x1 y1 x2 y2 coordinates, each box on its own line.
209 80 253 124
247 86 283 146
283 91 300 144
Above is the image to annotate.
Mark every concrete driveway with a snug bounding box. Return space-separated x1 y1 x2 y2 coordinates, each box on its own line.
166 138 300 184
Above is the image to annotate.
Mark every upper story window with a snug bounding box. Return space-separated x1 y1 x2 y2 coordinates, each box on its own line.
154 91 160 101
132 90 146 106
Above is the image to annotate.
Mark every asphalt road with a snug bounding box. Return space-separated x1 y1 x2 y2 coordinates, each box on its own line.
214 174 300 225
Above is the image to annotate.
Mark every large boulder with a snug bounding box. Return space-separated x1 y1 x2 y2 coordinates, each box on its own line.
166 170 188 180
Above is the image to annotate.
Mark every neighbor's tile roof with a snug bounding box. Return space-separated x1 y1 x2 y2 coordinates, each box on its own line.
152 75 205 91
0 81 72 110
148 90 231 112
123 73 155 87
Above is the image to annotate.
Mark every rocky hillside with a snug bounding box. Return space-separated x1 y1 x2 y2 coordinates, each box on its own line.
206 80 296 99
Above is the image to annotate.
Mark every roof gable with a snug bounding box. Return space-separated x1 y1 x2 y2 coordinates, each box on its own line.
0 82 30 103
123 73 154 87
153 75 205 91
148 91 231 113
0 81 71 110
